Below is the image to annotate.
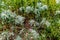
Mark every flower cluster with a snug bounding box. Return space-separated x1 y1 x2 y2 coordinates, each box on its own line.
0 10 16 24
29 19 39 27
19 28 39 40
29 29 39 40
19 2 48 22
1 1 5 6
19 2 48 14
25 6 34 13
19 7 25 12
40 18 51 27
15 15 25 25
56 0 60 4
0 10 25 25
55 10 60 15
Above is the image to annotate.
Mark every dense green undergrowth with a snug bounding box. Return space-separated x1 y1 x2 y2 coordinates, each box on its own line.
0 0 60 40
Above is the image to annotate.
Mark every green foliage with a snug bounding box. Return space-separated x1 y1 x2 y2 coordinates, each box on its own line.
0 0 60 40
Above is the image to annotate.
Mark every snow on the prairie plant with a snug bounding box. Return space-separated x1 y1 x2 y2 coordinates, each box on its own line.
1 27 14 40
1 31 8 40
1 31 8 37
19 28 25 34
1 1 5 6
56 0 60 4
40 18 46 24
0 10 17 24
41 34 46 37
10 12 17 18
34 8 40 14
9 32 14 36
1 12 8 20
41 5 48 10
0 35 3 40
37 2 42 7
25 6 34 13
29 29 39 39
0 10 16 21
0 35 6 40
29 19 39 26
19 7 25 12
55 10 60 15
36 2 48 11
40 18 50 27
29 19 35 26
35 22 40 26
1 10 9 19
45 21 51 27
15 35 22 40
15 15 25 25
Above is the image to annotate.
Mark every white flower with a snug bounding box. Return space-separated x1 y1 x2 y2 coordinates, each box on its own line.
40 18 50 27
10 13 17 18
29 19 39 26
0 38 2 40
8 32 14 37
40 18 46 24
1 31 8 39
29 19 35 26
37 2 42 7
45 21 51 27
25 6 34 13
19 7 25 12
1 32 8 35
41 34 46 37
1 1 5 6
41 5 48 10
10 26 15 30
0 10 12 20
0 10 16 24
0 35 6 40
19 28 25 34
29 29 39 39
36 3 48 11
34 8 40 14
29 19 39 27
35 22 39 26
15 35 22 40
1 13 8 19
0 35 3 40
56 0 60 4
0 10 11 20
15 15 25 25
55 10 60 15
9 6 11 8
